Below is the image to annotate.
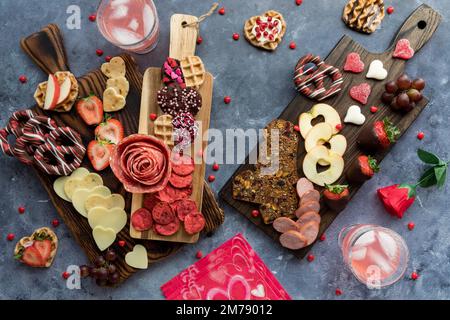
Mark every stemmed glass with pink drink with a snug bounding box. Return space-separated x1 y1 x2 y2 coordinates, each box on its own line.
338 224 409 289
97 0 160 54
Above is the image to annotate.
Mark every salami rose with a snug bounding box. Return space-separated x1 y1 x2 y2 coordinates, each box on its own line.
110 134 171 193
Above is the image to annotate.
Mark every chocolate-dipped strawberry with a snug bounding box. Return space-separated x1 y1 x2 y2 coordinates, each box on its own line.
357 118 400 151
346 155 380 183
323 184 349 212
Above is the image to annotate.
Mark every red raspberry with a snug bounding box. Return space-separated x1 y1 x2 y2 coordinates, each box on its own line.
319 234 326 241
370 106 378 113
335 288 343 296
224 96 231 104
105 56 112 62
336 124 343 131
232 33 240 41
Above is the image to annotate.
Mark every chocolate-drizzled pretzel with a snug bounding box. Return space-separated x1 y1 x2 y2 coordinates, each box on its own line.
293 54 343 101
0 110 37 157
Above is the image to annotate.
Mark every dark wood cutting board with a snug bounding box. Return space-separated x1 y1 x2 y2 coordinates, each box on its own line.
220 5 441 259
19 24 224 285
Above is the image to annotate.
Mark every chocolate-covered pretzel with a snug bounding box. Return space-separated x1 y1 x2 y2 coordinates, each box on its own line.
0 110 37 157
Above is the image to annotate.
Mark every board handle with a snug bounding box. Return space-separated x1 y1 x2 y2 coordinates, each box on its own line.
388 4 441 55
20 24 70 74
169 14 198 60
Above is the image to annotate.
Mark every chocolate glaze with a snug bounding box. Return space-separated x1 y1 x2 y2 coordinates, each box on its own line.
357 123 382 151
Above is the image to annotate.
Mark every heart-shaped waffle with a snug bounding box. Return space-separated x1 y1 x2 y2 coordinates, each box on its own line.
244 10 286 51
14 227 58 268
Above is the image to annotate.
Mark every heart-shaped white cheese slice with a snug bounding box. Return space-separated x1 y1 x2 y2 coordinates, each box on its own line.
125 244 148 269
93 226 116 251
72 186 111 218
53 168 90 202
88 207 127 233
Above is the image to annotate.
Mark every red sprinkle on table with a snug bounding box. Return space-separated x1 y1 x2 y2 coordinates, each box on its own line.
296 0 303 6
52 219 60 228
289 41 297 50
118 240 126 247
335 288 342 296
387 6 394 15
89 14 97 22
417 132 425 140
307 254 315 262
196 36 203 45
232 33 240 41
370 106 378 113
62 271 70 279
251 210 260 218
196 251 203 259
407 222 415 231
411 271 419 280
218 7 225 15
149 113 157 121
212 163 220 171
96 49 104 56
19 75 27 84
319 234 326 241
18 206 25 214
7 233 15 241
224 96 231 104
208 175 216 183
294 125 300 132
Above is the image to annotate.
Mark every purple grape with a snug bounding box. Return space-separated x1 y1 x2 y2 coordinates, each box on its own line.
96 278 108 287
382 92 395 104
412 78 425 91
80 265 90 278
97 267 108 280
105 249 117 262
397 93 411 108
385 81 398 94
407 89 423 102
397 74 412 90
402 101 416 113
390 97 402 111
108 272 120 285
108 264 117 275
94 255 106 267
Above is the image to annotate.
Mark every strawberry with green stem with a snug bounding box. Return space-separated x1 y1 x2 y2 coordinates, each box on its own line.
323 184 350 212
358 118 400 151
347 155 380 183
95 114 124 145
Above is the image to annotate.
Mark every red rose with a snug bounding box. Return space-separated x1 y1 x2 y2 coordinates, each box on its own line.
377 184 416 219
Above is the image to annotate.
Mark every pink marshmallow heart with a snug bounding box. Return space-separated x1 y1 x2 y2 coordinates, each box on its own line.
393 39 415 60
349 83 372 105
344 52 365 73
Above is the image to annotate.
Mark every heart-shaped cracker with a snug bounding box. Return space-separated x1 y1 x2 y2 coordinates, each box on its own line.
244 10 286 51
107 76 130 97
366 60 387 80
53 167 90 201
125 244 148 269
344 105 366 125
64 173 103 200
101 57 126 79
103 87 126 112
84 194 125 212
92 226 116 251
72 186 111 218
87 207 127 233
14 227 58 268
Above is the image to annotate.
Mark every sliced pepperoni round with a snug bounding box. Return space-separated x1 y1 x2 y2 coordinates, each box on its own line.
154 219 180 236
296 178 314 198
299 221 320 246
152 202 176 225
172 155 194 176
295 200 320 218
273 217 300 233
296 211 321 228
172 198 198 221
131 208 153 231
169 173 193 189
156 184 192 202
184 212 206 235
143 193 158 212
300 189 320 206
279 230 308 250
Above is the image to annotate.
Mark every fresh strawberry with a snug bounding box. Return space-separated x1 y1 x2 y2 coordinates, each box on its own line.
76 95 103 126
95 117 124 145
21 246 45 267
33 240 52 262
87 140 115 171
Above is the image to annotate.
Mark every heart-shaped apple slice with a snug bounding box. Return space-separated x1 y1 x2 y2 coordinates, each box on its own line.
303 145 344 186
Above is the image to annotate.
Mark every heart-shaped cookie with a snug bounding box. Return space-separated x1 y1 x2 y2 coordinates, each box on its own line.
366 60 387 80
84 194 125 212
14 227 58 268
349 83 372 105
103 87 126 112
101 57 126 79
107 76 130 97
92 226 116 251
393 39 414 60
88 207 127 233
125 244 148 269
344 52 365 73
344 105 366 125
243 10 286 51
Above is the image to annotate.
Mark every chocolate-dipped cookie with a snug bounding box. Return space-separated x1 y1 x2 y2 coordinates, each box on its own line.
357 118 400 151
346 155 379 183
323 184 350 212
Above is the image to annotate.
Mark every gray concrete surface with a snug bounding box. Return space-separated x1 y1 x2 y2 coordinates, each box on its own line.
1 0 449 299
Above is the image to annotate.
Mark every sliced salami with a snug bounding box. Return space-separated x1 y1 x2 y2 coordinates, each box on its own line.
184 212 206 235
299 221 320 245
273 217 300 233
152 202 176 225
296 178 314 198
172 198 198 221
110 134 171 193
296 211 321 228
156 184 192 202
169 173 193 189
172 154 195 176
279 230 308 250
299 189 320 206
295 200 320 218
155 219 180 236
143 193 158 212
131 208 153 231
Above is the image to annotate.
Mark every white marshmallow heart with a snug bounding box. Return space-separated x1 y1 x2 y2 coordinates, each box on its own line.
366 60 388 80
344 105 366 125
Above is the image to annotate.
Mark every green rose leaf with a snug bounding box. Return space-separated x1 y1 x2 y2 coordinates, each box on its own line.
418 166 438 188
434 165 447 188
417 149 441 165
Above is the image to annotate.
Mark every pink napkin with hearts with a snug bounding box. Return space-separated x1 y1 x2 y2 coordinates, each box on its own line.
161 234 291 300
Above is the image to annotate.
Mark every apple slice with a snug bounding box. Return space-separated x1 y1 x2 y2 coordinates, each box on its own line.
299 103 341 139
43 74 60 110
329 134 347 157
56 76 71 105
303 145 344 186
305 122 333 153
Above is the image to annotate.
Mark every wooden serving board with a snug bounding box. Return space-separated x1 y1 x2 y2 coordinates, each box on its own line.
19 24 223 285
131 14 213 243
220 5 441 259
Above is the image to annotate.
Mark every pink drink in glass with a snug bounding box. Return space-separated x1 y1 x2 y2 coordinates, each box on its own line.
338 224 409 289
97 0 160 54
